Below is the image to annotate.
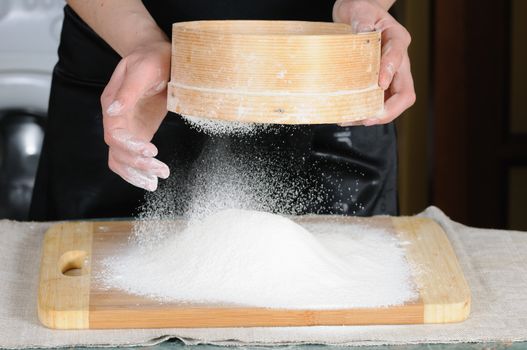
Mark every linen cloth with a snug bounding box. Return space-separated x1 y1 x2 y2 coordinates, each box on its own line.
1 206 526 348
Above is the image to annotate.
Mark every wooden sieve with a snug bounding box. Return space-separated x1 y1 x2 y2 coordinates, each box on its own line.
167 20 383 124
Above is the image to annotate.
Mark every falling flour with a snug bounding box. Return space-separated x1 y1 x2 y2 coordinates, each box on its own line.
101 209 417 309
182 115 271 136
99 120 413 309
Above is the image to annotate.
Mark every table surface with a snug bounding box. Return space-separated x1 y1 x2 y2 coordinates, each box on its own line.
42 340 527 350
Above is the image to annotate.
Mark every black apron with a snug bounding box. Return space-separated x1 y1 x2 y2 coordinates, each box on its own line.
29 1 398 221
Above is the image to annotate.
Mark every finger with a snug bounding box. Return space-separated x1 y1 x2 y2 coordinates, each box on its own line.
110 148 170 179
376 17 412 90
338 120 364 127
101 60 127 112
105 129 158 158
346 1 381 33
350 14 376 33
364 54 415 125
109 153 159 192
101 61 131 148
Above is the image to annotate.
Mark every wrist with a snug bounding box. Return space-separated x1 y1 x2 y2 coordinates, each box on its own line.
375 0 396 11
333 0 395 24
132 39 171 56
117 18 169 57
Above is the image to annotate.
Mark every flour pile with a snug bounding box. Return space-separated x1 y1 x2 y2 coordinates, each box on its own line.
101 209 417 309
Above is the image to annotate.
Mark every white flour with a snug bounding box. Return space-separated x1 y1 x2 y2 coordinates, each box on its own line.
101 209 417 309
182 115 270 136
130 139 329 249
99 121 407 309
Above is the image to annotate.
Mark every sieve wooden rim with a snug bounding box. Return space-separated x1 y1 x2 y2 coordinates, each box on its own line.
173 20 367 36
168 20 384 124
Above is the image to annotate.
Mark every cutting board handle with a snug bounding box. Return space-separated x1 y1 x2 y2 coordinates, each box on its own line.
37 222 93 329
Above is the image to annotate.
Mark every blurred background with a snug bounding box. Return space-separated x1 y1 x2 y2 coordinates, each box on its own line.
0 0 62 221
0 0 525 230
392 0 527 231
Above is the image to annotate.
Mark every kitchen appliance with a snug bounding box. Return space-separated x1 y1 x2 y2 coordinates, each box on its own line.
0 0 63 219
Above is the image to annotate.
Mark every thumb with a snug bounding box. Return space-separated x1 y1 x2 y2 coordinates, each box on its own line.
350 14 376 34
100 59 126 115
347 3 377 34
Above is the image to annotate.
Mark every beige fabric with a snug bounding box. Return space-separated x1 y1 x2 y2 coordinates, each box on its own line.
1 207 526 348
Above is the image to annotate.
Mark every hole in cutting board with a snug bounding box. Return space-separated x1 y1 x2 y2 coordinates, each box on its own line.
58 250 88 277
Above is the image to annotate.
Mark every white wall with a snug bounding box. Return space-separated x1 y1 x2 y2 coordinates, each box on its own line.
0 0 64 112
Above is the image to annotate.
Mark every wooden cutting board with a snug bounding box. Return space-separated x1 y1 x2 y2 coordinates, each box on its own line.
37 216 470 329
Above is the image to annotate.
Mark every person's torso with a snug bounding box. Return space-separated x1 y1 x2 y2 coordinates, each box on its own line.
142 0 334 36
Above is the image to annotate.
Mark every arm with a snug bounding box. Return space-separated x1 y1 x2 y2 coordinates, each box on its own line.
333 0 416 126
374 0 396 11
66 0 171 191
66 0 167 57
